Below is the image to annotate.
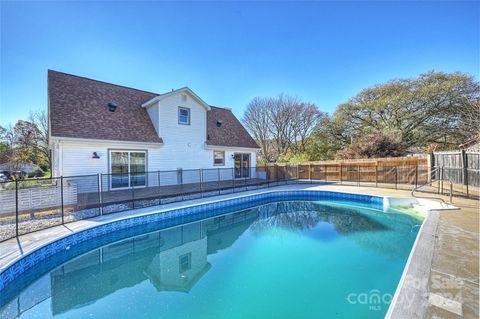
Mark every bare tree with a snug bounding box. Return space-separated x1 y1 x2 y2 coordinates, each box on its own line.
29 109 50 169
268 94 299 157
243 94 323 162
243 97 274 162
291 102 325 153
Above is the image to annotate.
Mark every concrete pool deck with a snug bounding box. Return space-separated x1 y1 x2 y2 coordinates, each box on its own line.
0 184 478 319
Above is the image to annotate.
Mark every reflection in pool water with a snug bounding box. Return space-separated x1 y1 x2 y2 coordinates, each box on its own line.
0 201 421 319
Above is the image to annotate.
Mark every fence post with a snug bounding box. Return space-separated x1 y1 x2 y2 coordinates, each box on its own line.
437 167 440 194
325 165 328 182
308 163 312 182
98 173 103 216
338 162 343 185
200 169 203 197
266 165 270 188
375 165 378 188
440 166 444 195
180 170 184 198
461 150 469 197
450 182 453 203
285 165 288 185
296 164 299 184
158 170 163 200
131 176 135 209
429 152 435 182
60 176 64 224
357 165 360 186
395 167 398 190
415 165 418 188
15 179 19 237
276 164 279 185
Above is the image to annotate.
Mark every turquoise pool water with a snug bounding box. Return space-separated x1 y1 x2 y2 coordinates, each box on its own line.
0 200 421 319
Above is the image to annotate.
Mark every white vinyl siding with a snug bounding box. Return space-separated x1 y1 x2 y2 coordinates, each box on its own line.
50 91 258 192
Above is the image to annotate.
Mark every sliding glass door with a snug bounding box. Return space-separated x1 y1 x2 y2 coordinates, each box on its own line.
234 153 250 178
130 152 146 187
110 151 146 189
111 152 129 189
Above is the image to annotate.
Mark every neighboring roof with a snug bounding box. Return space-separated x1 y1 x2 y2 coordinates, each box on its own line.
142 87 211 110
48 70 163 143
206 106 260 149
48 70 259 149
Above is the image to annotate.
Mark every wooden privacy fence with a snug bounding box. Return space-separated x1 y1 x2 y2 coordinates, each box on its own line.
264 161 429 187
298 155 428 166
264 156 429 186
432 150 480 188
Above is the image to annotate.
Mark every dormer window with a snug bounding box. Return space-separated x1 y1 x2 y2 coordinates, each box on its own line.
178 107 190 125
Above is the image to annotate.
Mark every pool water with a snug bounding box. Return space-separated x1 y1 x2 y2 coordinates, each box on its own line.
0 200 421 319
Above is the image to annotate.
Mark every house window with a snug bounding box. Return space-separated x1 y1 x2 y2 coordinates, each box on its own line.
214 151 225 166
110 151 146 189
179 253 191 273
178 107 190 125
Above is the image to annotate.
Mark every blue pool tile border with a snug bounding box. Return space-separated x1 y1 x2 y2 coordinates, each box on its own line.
0 190 384 292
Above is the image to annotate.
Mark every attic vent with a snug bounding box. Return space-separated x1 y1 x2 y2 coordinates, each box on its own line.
216 120 223 127
108 102 118 112
181 94 187 102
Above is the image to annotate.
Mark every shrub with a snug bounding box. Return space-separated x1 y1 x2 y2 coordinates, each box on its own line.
33 167 45 177
335 131 407 159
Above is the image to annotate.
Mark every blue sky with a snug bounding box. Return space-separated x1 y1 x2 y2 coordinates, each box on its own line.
1 1 478 126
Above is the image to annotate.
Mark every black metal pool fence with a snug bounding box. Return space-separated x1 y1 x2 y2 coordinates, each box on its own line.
0 164 478 242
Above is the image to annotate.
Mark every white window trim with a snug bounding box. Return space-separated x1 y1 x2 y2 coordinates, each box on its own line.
109 150 147 190
213 150 225 166
178 106 191 125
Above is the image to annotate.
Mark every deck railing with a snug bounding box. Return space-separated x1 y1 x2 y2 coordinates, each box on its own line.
0 164 477 242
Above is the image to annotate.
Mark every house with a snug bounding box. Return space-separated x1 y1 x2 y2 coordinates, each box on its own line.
48 70 259 190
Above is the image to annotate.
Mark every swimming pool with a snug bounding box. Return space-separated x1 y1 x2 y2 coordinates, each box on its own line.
0 191 422 319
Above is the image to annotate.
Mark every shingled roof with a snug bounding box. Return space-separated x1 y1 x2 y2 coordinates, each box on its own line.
48 70 162 143
48 70 259 149
206 107 259 149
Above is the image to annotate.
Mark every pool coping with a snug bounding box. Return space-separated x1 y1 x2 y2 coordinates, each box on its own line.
385 207 441 319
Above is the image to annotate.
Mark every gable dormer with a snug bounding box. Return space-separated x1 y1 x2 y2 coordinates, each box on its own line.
142 87 211 142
